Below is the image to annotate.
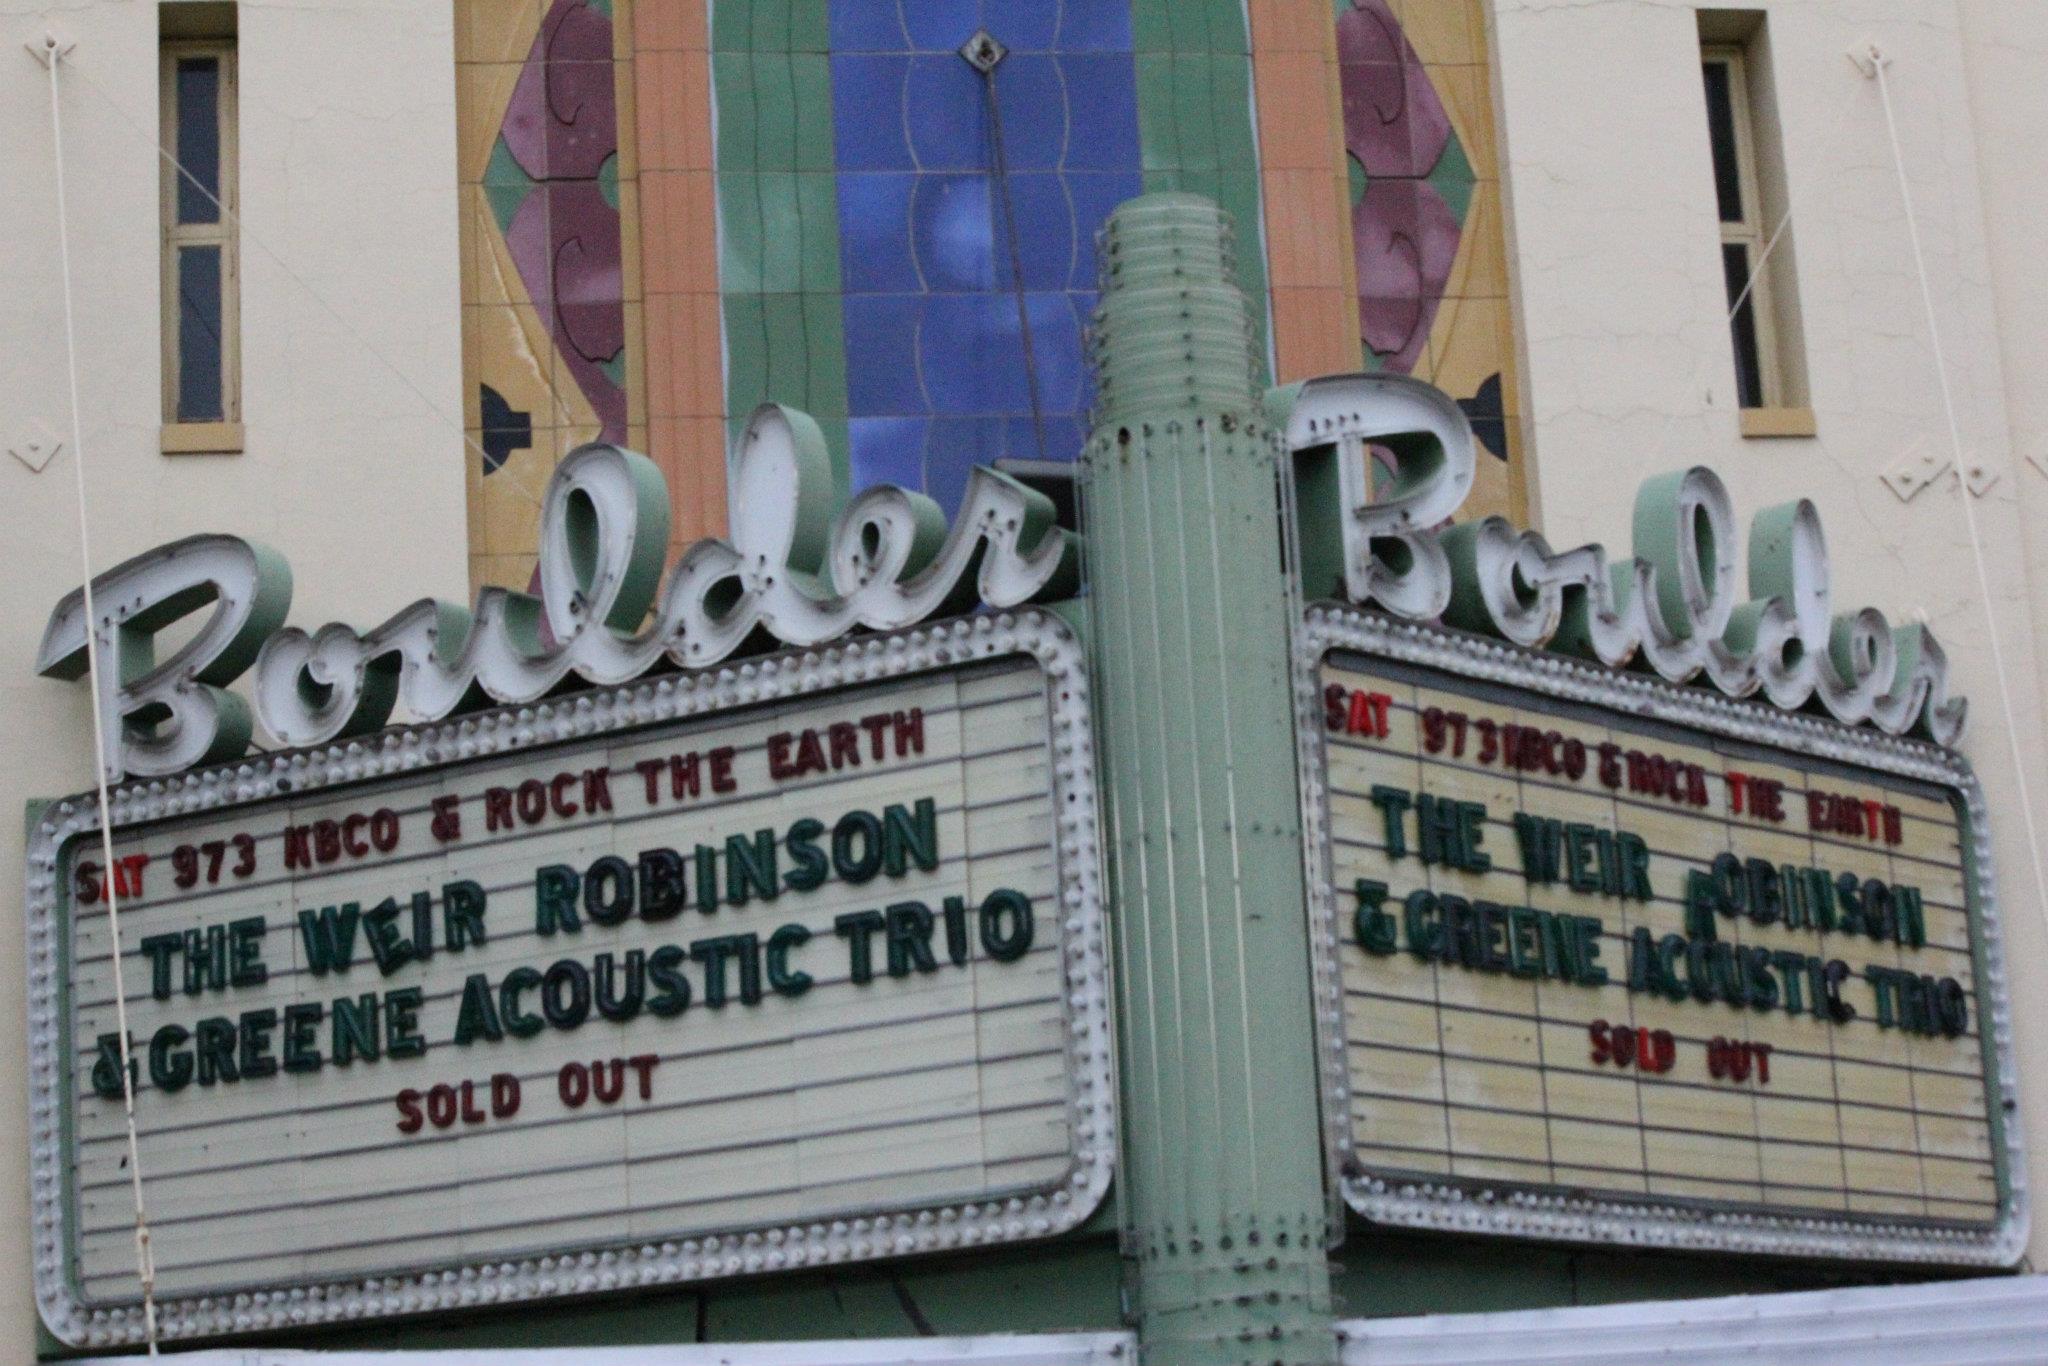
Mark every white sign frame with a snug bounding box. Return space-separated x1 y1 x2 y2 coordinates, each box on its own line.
26 609 1113 1348
1294 604 2026 1266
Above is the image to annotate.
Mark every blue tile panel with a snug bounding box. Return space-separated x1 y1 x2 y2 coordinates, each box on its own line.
828 0 1144 511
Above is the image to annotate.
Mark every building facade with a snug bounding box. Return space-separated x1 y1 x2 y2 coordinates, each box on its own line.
2 1 2047 1362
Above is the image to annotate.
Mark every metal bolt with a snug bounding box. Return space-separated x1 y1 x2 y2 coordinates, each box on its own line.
958 29 1007 72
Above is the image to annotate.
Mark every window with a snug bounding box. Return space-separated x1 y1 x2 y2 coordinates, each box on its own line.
1699 21 1810 434
1702 47 1774 408
160 29 240 451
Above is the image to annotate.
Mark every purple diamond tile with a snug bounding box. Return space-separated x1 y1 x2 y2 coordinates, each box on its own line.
495 0 626 441
1354 179 1459 373
1338 0 1449 178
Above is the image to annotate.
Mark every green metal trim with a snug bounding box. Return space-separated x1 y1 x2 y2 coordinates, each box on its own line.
1085 192 1335 1366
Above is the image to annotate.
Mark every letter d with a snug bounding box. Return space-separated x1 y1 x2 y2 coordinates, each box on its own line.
491 1072 521 1118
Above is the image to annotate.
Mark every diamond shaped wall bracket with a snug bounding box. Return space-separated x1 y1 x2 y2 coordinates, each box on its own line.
24 30 74 69
1883 444 1945 502
1883 443 2000 501
9 425 61 474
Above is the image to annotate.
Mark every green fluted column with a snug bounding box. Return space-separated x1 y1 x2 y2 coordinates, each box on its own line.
1082 194 1335 1365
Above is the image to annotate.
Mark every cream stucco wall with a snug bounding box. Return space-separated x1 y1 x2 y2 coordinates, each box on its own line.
0 2 468 1358
1491 0 2048 1267
1959 0 2048 664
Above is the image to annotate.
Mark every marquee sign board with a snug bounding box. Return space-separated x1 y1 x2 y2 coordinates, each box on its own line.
29 337 2017 1354
1297 608 2022 1264
26 611 1111 1347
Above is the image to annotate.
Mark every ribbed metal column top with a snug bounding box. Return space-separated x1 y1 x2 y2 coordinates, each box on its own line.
1089 193 1260 426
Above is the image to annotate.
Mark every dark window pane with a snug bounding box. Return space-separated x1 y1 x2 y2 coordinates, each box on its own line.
1702 60 1743 223
177 244 225 421
1722 242 1764 409
175 57 221 224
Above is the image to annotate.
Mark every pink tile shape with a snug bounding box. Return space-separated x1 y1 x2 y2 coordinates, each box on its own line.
497 0 628 443
503 1 619 181
1337 0 1449 179
1353 179 1460 374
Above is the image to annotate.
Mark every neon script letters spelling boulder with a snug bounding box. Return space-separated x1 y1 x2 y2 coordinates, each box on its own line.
39 376 1965 783
36 404 1077 782
1276 374 1965 745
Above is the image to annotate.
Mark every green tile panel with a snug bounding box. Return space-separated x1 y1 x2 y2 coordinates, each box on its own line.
712 0 851 483
712 49 757 170
751 52 799 169
1131 6 1270 381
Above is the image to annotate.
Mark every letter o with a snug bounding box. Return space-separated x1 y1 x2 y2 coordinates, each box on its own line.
978 889 1035 962
584 855 635 926
832 810 886 883
1710 851 1745 917
516 779 548 825
1938 978 1970 1037
558 1061 589 1108
370 807 401 852
542 958 592 1029
1861 879 1894 941
426 1083 459 1129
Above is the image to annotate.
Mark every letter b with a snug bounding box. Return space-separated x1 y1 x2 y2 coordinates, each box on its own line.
37 536 291 781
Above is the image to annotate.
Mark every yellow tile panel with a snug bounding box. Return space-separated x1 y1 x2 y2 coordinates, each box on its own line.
457 63 527 187
1555 1163 1647 1196
457 0 544 66
1425 60 1498 178
1390 0 1482 68
1445 180 1510 302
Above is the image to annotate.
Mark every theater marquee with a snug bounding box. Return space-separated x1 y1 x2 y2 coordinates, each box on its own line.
28 612 1110 1343
1298 608 2020 1265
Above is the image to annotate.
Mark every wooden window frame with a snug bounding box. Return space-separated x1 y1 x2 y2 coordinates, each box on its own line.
1703 42 1786 414
160 37 243 452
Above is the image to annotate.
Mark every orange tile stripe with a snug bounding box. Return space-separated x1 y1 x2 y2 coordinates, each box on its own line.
634 0 730 550
1250 0 1362 382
